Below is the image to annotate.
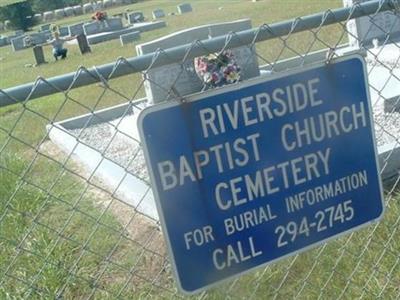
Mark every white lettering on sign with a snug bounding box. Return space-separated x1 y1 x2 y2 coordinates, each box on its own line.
281 103 367 151
199 78 322 138
212 236 262 270
214 148 330 211
157 133 261 191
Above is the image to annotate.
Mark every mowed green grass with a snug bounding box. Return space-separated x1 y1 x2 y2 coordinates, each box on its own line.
1 0 400 298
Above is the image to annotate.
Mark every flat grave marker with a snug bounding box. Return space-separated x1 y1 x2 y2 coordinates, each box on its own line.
152 9 165 19
177 3 192 14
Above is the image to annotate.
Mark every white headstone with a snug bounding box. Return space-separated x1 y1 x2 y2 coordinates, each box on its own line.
152 9 165 19
177 3 192 14
64 7 75 17
4 20 11 30
83 3 94 14
43 11 54 22
103 0 113 8
136 19 260 104
343 0 400 47
55 9 65 19
73 5 83 15
33 14 42 23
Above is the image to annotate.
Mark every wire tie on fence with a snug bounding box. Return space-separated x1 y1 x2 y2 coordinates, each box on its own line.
325 47 336 64
92 65 109 88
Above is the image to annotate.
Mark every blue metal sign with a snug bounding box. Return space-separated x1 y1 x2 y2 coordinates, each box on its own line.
138 55 384 294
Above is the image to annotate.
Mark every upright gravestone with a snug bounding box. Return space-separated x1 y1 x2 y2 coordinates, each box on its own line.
43 11 54 22
11 36 27 51
73 5 83 15
77 34 91 54
113 0 124 5
136 19 260 104
152 9 165 19
64 7 75 17
103 0 113 8
83 3 94 14
54 9 65 19
33 14 42 23
33 46 46 65
128 12 145 24
30 32 48 45
343 0 400 47
4 20 11 30
0 22 3 32
177 3 192 14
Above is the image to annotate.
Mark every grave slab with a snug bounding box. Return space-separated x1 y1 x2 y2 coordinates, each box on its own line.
87 27 140 44
40 23 51 32
136 19 259 104
120 31 140 45
177 3 192 14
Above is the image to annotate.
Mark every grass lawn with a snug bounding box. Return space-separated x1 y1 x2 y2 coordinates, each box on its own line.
1 0 400 298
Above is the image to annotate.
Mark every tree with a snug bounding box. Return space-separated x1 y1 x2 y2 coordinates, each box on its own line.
0 1 34 31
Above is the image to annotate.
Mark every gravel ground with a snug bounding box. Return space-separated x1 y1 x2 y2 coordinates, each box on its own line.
69 115 150 183
373 102 400 147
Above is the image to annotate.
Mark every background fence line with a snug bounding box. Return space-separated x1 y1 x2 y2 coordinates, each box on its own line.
0 0 398 106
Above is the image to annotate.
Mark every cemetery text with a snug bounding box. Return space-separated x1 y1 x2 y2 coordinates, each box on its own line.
139 55 384 293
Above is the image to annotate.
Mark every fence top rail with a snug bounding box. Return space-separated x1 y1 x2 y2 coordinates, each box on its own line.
0 0 397 107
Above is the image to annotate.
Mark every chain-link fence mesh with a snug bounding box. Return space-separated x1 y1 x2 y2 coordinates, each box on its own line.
1 0 400 298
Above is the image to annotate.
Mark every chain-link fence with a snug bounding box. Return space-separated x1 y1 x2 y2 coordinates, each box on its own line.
1 0 400 298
